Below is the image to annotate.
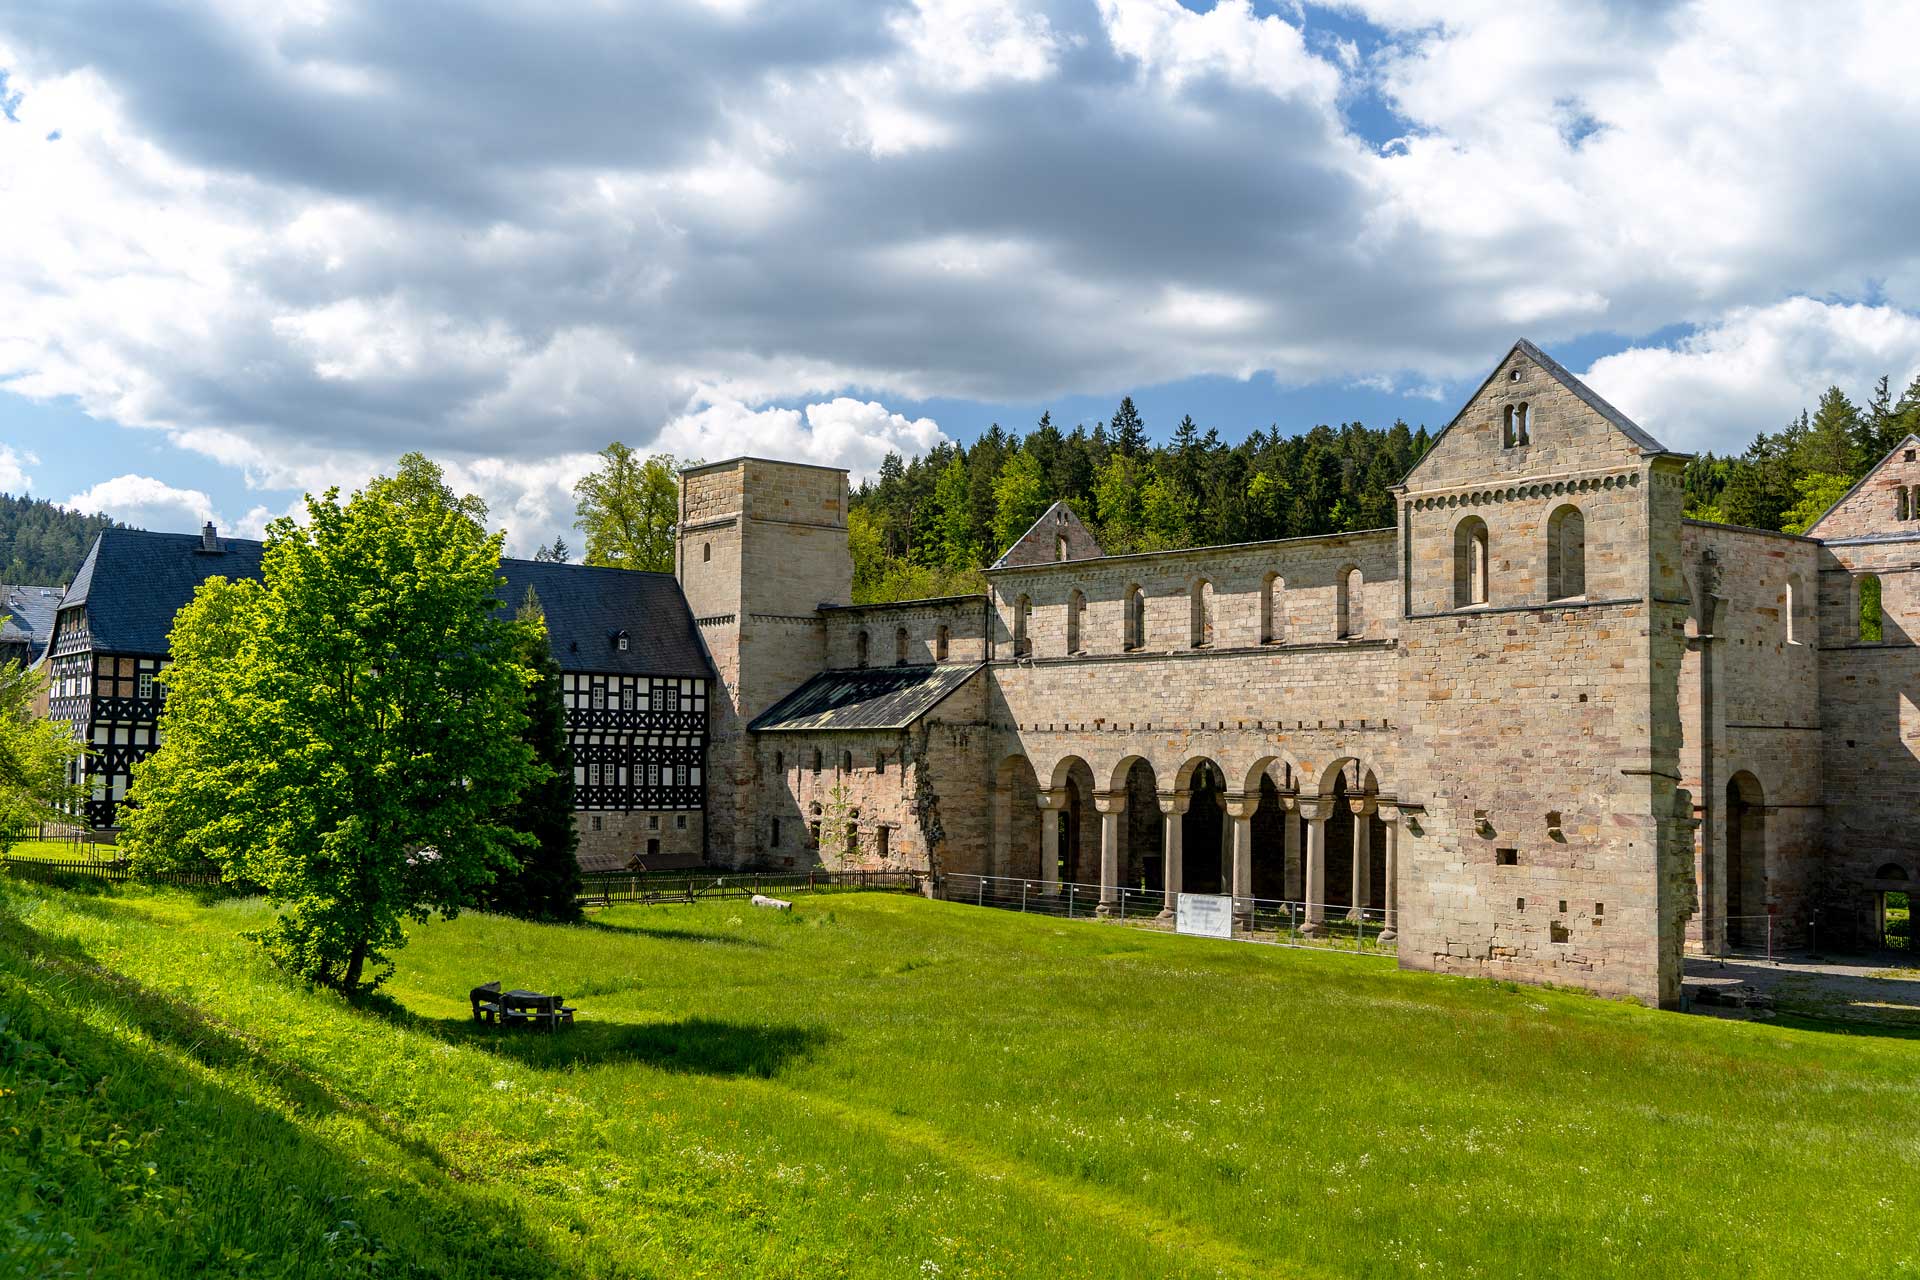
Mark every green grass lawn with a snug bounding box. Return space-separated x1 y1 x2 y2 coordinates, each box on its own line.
3 881 1916 1279
1 838 112 862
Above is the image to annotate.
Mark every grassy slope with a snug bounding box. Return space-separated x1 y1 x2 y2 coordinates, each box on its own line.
3 883 1917 1279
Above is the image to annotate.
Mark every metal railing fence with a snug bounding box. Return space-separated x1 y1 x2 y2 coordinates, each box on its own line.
575 868 921 906
932 872 1397 955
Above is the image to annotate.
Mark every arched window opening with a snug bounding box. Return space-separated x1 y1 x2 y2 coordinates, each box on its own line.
1259 572 1281 644
1901 488 1911 522
774 750 784 774
702 542 712 562
1453 516 1489 608
1056 535 1069 562
1013 594 1032 656
1066 589 1086 654
1547 505 1586 601
1876 862 1909 881
876 752 887 775
895 626 910 666
856 630 870 668
1124 585 1145 650
1338 567 1364 638
1190 579 1214 648
811 749 822 774
1785 575 1801 644
1859 573 1883 643
935 624 950 661
840 750 853 773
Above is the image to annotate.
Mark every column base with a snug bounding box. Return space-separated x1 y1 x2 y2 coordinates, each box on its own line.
1156 907 1174 920
1301 920 1326 937
1377 928 1397 944
1095 900 1118 918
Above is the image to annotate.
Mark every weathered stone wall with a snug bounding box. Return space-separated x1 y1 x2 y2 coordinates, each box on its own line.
1806 433 1920 540
574 809 704 865
822 597 991 669
679 458 852 868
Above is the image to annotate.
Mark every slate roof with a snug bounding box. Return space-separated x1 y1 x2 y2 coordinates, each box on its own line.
0 583 65 663
61 529 267 654
749 662 982 732
58 528 714 678
497 559 713 679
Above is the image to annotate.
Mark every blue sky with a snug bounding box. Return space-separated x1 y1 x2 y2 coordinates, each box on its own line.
2 0 1918 552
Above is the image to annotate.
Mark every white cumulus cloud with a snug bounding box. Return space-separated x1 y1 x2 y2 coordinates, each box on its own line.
66 474 218 531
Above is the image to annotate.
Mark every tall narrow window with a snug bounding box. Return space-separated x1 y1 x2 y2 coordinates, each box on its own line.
137 671 154 700
1124 584 1145 650
660 685 679 714
876 752 886 775
811 749 822 774
1453 516 1489 608
1190 579 1214 648
1901 488 1911 521
896 626 910 665
1013 594 1032 656
771 818 781 848
675 762 689 787
1860 573 1884 643
1503 405 1517 448
1067 589 1085 654
1259 572 1281 644
839 750 853 773
591 686 606 710
856 630 870 668
1056 535 1069 562
1338 567 1364 638
702 542 712 562
774 749 784 773
1785 576 1800 644
1547 505 1586 600
621 685 635 711
935 624 950 661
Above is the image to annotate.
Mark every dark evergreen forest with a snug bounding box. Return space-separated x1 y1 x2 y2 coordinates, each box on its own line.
848 372 1920 604
0 493 118 585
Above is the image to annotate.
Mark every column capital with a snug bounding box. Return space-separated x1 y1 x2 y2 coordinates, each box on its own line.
1036 789 1070 812
1157 789 1192 816
1222 792 1259 819
1295 796 1334 822
1348 795 1378 817
1376 801 1402 824
1092 790 1128 814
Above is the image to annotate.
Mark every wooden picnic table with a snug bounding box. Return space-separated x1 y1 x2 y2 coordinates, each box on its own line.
469 981 575 1031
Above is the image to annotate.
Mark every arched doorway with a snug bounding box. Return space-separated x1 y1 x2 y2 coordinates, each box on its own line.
1252 773 1287 900
1180 760 1227 894
1725 772 1766 948
1052 757 1099 886
993 754 1041 880
1324 771 1354 912
1120 757 1163 889
1876 863 1910 954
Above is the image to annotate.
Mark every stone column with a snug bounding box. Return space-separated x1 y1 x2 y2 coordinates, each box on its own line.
1217 791 1232 889
1297 797 1332 935
1282 799 1303 903
1037 789 1068 894
1377 802 1400 943
1093 790 1126 917
1224 792 1257 928
1348 795 1376 921
1157 790 1191 918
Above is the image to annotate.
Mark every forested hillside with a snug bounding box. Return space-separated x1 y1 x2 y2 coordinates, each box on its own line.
0 493 118 585
848 402 1430 602
849 372 1920 604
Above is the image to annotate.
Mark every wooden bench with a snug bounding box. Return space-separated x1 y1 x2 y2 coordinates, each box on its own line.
469 980 503 1024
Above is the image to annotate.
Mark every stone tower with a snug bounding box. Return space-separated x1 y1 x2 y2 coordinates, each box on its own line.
676 457 853 865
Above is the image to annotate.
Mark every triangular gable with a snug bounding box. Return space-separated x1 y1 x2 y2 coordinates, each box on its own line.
1401 339 1678 490
991 501 1104 569
1806 433 1920 540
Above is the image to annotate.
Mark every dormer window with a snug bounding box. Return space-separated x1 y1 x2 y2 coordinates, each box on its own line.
612 630 629 652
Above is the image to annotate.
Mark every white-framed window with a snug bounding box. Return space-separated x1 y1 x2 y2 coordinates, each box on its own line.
621 686 635 711
588 762 602 787
660 685 679 714
591 815 604 832
137 671 155 700
647 760 661 787
591 686 605 710
674 762 689 787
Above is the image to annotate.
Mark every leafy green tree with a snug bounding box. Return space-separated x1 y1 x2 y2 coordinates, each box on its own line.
930 454 980 570
1779 472 1855 535
488 588 581 922
991 450 1051 555
123 454 542 993
0 662 85 848
1092 452 1148 552
1140 469 1196 549
573 443 681 571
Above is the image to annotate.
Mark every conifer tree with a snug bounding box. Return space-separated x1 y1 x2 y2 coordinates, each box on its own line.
489 587 582 922
1109 396 1148 456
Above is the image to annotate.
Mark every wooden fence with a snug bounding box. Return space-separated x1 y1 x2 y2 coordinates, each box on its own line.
0 856 227 888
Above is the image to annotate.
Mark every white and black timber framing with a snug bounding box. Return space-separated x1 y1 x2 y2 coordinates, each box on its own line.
44 525 714 828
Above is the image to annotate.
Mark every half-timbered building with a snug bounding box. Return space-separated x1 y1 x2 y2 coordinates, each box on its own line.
45 526 712 866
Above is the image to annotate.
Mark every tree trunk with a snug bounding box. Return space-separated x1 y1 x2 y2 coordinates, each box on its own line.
341 937 369 990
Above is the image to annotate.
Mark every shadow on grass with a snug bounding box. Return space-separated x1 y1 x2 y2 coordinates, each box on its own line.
579 918 771 947
0 895 563 1278
432 1013 830 1076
